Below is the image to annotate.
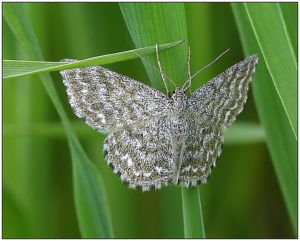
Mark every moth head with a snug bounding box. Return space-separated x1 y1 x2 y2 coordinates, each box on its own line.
171 88 186 99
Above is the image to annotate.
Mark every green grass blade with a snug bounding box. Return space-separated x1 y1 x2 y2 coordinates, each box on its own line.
232 3 297 233
245 3 297 138
181 187 205 238
120 3 188 92
69 137 112 237
3 41 183 79
120 3 205 238
3 60 63 79
3 3 113 237
279 3 297 55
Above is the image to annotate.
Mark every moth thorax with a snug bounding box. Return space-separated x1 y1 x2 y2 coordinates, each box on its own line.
170 111 187 136
172 89 187 112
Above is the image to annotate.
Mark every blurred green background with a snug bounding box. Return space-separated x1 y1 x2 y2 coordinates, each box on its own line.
3 3 296 238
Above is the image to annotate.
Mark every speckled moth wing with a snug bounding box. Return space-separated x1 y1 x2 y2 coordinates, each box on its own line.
60 59 173 134
187 55 258 131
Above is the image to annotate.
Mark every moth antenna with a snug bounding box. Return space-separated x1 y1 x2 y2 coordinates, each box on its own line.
183 48 230 92
133 47 177 94
182 46 192 93
156 44 169 96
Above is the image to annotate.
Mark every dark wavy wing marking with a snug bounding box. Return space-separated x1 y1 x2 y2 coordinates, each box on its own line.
103 115 173 191
60 59 173 133
187 55 258 130
179 116 223 187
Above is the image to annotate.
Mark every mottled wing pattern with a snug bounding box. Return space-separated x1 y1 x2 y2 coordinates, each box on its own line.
180 55 258 186
179 115 224 187
187 55 258 130
60 55 258 191
60 59 173 133
103 114 173 191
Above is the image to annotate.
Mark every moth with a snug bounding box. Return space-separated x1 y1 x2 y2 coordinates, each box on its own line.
60 45 258 191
